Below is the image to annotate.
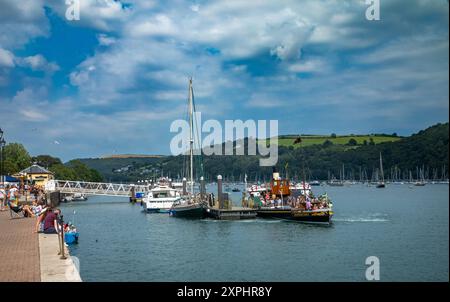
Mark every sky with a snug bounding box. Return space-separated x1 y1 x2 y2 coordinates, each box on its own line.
0 0 448 161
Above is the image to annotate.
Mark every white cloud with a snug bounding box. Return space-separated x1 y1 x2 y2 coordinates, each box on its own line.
246 93 287 108
20 109 48 122
97 34 117 46
287 58 329 73
0 48 15 67
130 14 178 37
19 54 60 73
11 88 50 122
0 0 49 48
190 4 200 12
353 38 449 65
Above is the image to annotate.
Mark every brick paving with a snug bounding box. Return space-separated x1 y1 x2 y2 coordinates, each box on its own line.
0 210 40 281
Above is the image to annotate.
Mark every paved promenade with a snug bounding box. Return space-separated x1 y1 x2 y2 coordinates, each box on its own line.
0 211 40 281
0 210 81 282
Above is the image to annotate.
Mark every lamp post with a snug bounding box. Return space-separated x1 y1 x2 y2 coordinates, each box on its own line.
0 127 5 188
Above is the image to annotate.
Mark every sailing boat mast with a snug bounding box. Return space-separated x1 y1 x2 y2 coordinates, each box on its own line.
188 78 194 196
376 152 386 188
379 152 384 182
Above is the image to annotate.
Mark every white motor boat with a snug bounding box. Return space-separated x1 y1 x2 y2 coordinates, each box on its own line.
143 185 182 213
72 193 88 201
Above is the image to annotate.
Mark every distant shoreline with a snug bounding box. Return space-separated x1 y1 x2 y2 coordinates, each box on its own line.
100 154 166 159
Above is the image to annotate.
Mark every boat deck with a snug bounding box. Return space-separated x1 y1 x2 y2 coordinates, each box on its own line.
206 206 257 220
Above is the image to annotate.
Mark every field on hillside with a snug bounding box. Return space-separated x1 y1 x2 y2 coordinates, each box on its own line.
260 135 402 148
101 154 164 159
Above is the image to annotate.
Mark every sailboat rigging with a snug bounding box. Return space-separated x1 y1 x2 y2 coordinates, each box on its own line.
169 78 207 218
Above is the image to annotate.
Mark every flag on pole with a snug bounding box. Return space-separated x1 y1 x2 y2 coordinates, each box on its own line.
293 135 302 144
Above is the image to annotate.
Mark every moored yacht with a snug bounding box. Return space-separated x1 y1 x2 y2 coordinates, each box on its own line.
169 196 206 218
169 78 207 218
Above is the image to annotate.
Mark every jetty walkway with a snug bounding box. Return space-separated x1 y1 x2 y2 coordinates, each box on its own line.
0 211 81 282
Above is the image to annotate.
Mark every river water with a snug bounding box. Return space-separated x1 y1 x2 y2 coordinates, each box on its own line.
60 184 449 281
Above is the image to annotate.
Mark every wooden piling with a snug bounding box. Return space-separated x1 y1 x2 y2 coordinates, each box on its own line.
217 175 223 209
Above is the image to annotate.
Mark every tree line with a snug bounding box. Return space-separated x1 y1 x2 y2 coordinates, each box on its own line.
1 144 103 182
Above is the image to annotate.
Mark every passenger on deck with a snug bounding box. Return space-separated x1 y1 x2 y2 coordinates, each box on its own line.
306 199 312 211
288 196 295 207
276 198 282 207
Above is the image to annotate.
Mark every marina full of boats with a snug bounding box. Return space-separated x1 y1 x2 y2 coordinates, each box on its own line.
134 79 335 224
136 171 334 224
134 172 448 224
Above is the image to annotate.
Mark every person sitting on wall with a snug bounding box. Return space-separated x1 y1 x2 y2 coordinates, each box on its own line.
34 205 48 233
43 208 61 234
30 200 44 216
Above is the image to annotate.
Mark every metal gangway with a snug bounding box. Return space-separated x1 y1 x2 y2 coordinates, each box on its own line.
46 180 150 197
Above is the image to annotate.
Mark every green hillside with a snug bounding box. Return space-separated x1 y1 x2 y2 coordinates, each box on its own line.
79 157 163 182
77 123 448 182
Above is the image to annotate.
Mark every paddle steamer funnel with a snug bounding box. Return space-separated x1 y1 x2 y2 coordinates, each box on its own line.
271 166 290 197
272 166 280 180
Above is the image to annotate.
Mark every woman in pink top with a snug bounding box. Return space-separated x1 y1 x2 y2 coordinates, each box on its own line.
306 199 312 210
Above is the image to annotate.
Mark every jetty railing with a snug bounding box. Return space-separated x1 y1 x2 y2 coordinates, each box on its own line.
57 214 66 260
47 180 150 197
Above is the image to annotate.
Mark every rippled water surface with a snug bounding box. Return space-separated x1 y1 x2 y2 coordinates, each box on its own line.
60 184 449 281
